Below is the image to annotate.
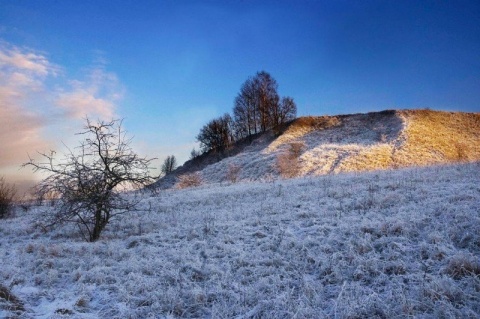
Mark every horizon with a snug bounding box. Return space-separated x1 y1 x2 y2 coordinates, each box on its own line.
1 0 480 194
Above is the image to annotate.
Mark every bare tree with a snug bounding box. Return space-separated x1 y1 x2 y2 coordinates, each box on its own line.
197 113 234 153
233 71 296 139
255 71 280 131
161 155 177 175
197 71 297 153
23 118 156 242
233 81 257 139
0 176 17 219
278 96 297 126
233 73 266 137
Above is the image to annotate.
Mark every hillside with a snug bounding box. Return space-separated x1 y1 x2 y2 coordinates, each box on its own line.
1 163 479 317
158 109 480 189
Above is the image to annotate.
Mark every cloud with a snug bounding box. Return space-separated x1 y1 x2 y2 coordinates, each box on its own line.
0 104 50 167
0 41 123 123
55 67 124 120
0 46 58 77
0 43 56 169
0 41 124 191
0 43 57 100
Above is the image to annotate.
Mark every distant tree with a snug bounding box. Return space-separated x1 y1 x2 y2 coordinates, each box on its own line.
233 77 258 138
23 118 156 242
190 148 201 160
198 71 297 151
255 71 280 132
0 176 17 219
161 155 177 175
278 96 297 125
197 113 234 153
233 71 296 139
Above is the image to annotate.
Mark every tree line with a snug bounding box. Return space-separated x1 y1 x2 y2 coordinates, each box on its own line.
197 71 297 153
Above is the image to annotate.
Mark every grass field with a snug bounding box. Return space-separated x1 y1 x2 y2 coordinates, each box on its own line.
1 162 479 318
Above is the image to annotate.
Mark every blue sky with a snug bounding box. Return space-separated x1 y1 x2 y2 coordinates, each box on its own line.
1 0 479 191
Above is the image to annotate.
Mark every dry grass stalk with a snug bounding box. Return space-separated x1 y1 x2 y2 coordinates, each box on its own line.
176 172 203 189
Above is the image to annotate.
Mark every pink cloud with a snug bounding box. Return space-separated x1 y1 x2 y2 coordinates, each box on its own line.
0 43 58 77
0 43 58 113
0 42 124 191
0 104 50 167
55 67 123 120
56 87 116 119
0 46 53 171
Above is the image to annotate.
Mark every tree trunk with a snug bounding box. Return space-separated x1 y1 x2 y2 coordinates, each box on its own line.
90 205 108 242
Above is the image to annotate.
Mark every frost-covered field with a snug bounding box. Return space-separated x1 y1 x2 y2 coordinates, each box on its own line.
1 163 480 318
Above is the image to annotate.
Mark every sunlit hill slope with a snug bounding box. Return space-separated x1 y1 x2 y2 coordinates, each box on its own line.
159 109 480 188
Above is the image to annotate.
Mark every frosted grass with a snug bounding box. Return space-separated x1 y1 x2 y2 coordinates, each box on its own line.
1 162 479 318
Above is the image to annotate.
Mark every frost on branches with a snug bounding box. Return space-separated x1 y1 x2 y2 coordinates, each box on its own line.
24 118 156 242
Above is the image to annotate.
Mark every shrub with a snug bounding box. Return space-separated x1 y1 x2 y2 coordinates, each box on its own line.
288 142 305 158
276 142 305 178
176 172 202 189
0 284 25 313
445 254 480 279
455 142 469 161
277 153 299 178
0 176 17 219
226 164 241 183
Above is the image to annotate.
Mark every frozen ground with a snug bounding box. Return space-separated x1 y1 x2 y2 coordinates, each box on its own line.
1 162 479 318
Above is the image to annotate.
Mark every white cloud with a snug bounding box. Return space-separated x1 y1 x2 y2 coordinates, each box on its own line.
55 67 124 120
0 104 50 166
0 42 59 77
0 44 55 169
0 41 125 190
0 41 123 123
0 44 57 106
55 85 115 119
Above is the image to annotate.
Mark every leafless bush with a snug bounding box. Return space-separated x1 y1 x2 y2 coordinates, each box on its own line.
25 243 35 253
455 142 469 161
0 284 25 313
226 164 241 183
276 142 305 178
445 254 480 279
277 154 299 178
0 176 17 219
288 142 305 158
23 118 156 242
176 172 202 189
75 296 89 309
377 132 388 142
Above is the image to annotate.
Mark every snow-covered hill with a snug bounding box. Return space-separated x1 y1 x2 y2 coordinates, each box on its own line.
1 163 479 318
158 109 480 189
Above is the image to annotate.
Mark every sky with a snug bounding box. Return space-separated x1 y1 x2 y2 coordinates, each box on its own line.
1 0 479 194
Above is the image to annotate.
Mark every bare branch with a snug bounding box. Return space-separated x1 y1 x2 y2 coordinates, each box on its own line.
23 118 156 242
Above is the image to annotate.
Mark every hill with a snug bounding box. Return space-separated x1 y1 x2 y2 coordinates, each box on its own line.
157 109 480 189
